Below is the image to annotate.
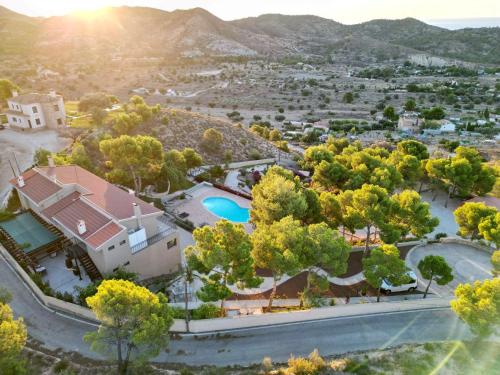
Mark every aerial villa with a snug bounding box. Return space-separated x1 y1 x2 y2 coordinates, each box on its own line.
2 161 181 282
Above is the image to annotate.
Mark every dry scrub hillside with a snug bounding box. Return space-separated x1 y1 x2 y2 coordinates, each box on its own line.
155 109 277 164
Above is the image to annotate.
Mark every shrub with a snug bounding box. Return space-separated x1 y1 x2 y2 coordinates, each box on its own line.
248 149 262 160
192 303 221 319
434 232 448 240
53 359 71 373
55 291 74 303
30 273 54 296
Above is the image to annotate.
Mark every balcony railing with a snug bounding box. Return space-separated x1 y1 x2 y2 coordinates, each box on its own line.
130 219 176 254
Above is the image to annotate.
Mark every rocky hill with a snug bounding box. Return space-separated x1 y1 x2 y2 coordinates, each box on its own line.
0 5 499 64
154 109 277 164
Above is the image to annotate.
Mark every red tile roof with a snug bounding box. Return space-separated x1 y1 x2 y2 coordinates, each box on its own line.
41 191 81 218
86 222 123 249
43 194 124 249
10 169 62 204
38 165 161 220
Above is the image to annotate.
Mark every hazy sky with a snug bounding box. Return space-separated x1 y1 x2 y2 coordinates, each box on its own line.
2 0 500 24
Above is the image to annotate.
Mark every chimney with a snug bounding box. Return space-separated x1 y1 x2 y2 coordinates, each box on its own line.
11 90 18 97
17 175 25 187
48 89 57 97
48 156 55 168
133 203 143 229
77 220 87 235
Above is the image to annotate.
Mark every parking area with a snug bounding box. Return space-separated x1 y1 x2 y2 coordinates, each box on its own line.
406 242 493 297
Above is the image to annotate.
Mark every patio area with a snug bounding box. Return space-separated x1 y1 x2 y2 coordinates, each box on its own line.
39 251 92 295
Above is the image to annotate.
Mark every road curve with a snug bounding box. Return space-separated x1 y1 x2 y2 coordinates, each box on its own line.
1 253 472 367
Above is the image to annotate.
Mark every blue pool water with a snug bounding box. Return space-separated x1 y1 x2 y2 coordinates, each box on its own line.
202 197 250 223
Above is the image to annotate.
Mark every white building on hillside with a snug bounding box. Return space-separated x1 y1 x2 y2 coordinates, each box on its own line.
6 90 66 130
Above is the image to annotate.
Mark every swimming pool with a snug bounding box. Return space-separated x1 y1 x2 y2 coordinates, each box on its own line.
202 197 250 223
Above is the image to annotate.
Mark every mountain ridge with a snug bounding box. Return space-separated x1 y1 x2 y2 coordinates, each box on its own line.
0 5 499 64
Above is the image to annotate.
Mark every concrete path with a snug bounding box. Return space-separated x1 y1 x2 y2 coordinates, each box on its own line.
406 242 493 297
421 190 461 238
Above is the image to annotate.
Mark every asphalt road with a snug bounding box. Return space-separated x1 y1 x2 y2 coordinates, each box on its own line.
1 253 472 367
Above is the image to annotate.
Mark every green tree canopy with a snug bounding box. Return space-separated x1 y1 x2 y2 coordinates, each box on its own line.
337 184 400 254
0 294 27 374
251 166 308 226
362 244 408 302
0 79 19 104
479 212 500 249
454 202 497 240
112 112 142 135
85 279 173 375
404 98 417 111
182 148 203 170
300 223 351 306
396 140 429 161
303 145 334 170
422 107 446 120
450 278 500 338
383 106 398 121
100 135 164 194
388 152 423 188
418 255 453 298
391 190 439 239
491 250 500 276
312 160 349 192
251 216 306 310
78 92 115 112
201 128 224 154
185 220 262 313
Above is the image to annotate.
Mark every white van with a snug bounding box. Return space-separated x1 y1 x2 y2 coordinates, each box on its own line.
381 271 418 294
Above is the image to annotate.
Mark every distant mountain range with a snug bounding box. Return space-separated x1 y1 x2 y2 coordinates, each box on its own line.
0 5 499 64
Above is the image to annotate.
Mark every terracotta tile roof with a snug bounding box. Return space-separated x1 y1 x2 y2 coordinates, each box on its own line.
10 169 62 204
44 195 124 249
86 222 123 249
41 191 81 218
39 165 161 220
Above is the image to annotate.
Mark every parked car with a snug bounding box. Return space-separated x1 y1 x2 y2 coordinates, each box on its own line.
0 125 5 130
381 270 418 294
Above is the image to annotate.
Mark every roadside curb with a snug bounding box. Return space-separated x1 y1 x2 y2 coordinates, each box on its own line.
1 243 451 334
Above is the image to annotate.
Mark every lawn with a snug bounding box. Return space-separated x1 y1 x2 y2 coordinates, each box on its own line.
64 101 81 116
65 101 124 129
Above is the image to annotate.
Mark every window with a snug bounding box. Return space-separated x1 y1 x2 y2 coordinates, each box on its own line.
35 118 41 125
108 245 115 251
12 117 17 123
119 240 126 246
123 261 130 266
32 106 38 114
167 239 177 249
53 104 59 111
28 120 32 128
57 118 62 125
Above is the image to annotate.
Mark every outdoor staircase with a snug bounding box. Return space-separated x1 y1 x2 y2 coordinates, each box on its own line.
77 252 102 282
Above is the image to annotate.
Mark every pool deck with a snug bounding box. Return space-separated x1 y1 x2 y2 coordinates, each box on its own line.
172 185 253 233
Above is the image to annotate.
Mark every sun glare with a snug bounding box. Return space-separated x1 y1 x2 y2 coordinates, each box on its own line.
71 7 111 20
